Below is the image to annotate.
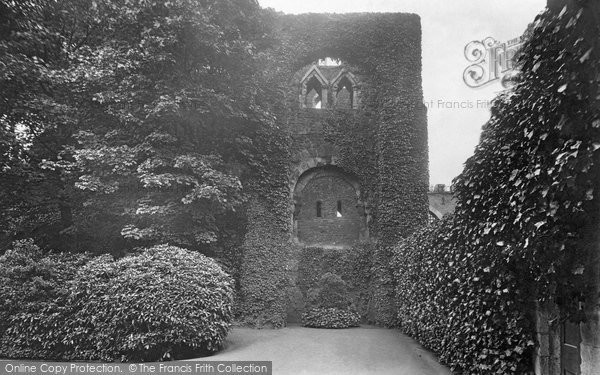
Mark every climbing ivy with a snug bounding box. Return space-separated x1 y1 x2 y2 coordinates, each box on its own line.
392 2 599 374
323 111 378 232
297 244 374 320
394 219 536 374
453 1 599 318
239 11 429 327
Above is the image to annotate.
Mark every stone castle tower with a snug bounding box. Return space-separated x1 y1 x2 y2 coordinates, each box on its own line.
240 12 429 327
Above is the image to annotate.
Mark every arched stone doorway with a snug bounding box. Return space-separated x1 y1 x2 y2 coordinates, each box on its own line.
293 166 368 247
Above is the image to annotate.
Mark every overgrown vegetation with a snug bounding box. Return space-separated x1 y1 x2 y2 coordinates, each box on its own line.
392 2 599 374
4 4 594 372
0 240 90 359
393 221 535 374
240 12 428 326
297 245 373 320
0 242 234 361
301 272 361 328
302 308 361 329
0 0 274 265
0 0 431 329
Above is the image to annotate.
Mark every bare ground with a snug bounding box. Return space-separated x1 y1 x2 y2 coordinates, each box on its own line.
201 325 452 375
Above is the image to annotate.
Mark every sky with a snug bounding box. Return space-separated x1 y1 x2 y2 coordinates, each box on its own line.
258 0 547 186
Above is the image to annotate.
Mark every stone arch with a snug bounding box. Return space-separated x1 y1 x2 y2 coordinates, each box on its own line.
295 61 362 111
292 165 368 247
299 65 328 108
290 156 337 189
331 70 360 109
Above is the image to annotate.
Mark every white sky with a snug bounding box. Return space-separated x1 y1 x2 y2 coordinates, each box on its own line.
259 0 547 186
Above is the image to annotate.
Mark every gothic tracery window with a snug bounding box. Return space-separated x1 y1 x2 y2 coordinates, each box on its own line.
298 62 359 110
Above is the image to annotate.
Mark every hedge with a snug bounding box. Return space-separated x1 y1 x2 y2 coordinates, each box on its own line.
391 3 599 374
393 220 534 374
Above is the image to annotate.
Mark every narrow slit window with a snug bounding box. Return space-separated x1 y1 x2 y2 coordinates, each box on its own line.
316 201 322 217
336 200 343 217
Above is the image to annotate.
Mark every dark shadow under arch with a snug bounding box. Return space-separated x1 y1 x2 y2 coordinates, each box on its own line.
293 165 368 247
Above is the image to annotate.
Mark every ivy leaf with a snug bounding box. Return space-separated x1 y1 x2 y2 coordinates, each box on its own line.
585 188 594 200
514 346 524 354
557 84 567 93
558 5 567 18
579 47 593 63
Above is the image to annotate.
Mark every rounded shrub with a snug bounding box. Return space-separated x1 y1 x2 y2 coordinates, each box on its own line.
301 272 360 328
64 244 234 361
0 242 234 362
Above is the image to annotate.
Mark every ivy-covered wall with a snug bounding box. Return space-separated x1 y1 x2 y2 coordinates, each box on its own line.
238 123 292 328
295 244 375 321
277 13 428 243
239 12 429 327
238 197 290 328
390 1 600 373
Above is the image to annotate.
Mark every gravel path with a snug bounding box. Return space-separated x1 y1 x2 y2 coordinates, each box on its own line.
203 325 451 375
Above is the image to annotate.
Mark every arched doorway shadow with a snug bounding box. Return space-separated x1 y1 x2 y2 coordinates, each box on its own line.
293 166 368 247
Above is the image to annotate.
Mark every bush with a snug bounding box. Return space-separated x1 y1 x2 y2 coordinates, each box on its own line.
302 307 360 328
296 245 374 321
0 240 90 359
306 272 351 309
63 245 234 361
301 272 359 328
0 242 234 362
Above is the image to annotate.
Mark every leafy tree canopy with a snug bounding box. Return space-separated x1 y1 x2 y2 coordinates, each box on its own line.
0 0 277 259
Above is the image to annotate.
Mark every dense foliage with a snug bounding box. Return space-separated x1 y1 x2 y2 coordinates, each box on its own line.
0 0 430 328
392 2 599 374
301 273 360 329
64 245 234 361
452 2 599 315
302 308 360 329
0 240 90 359
0 242 234 361
393 221 534 374
297 245 373 320
0 0 274 262
236 201 290 328
240 12 428 326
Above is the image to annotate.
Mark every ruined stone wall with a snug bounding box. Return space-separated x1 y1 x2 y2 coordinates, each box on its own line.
296 174 362 247
240 11 428 327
